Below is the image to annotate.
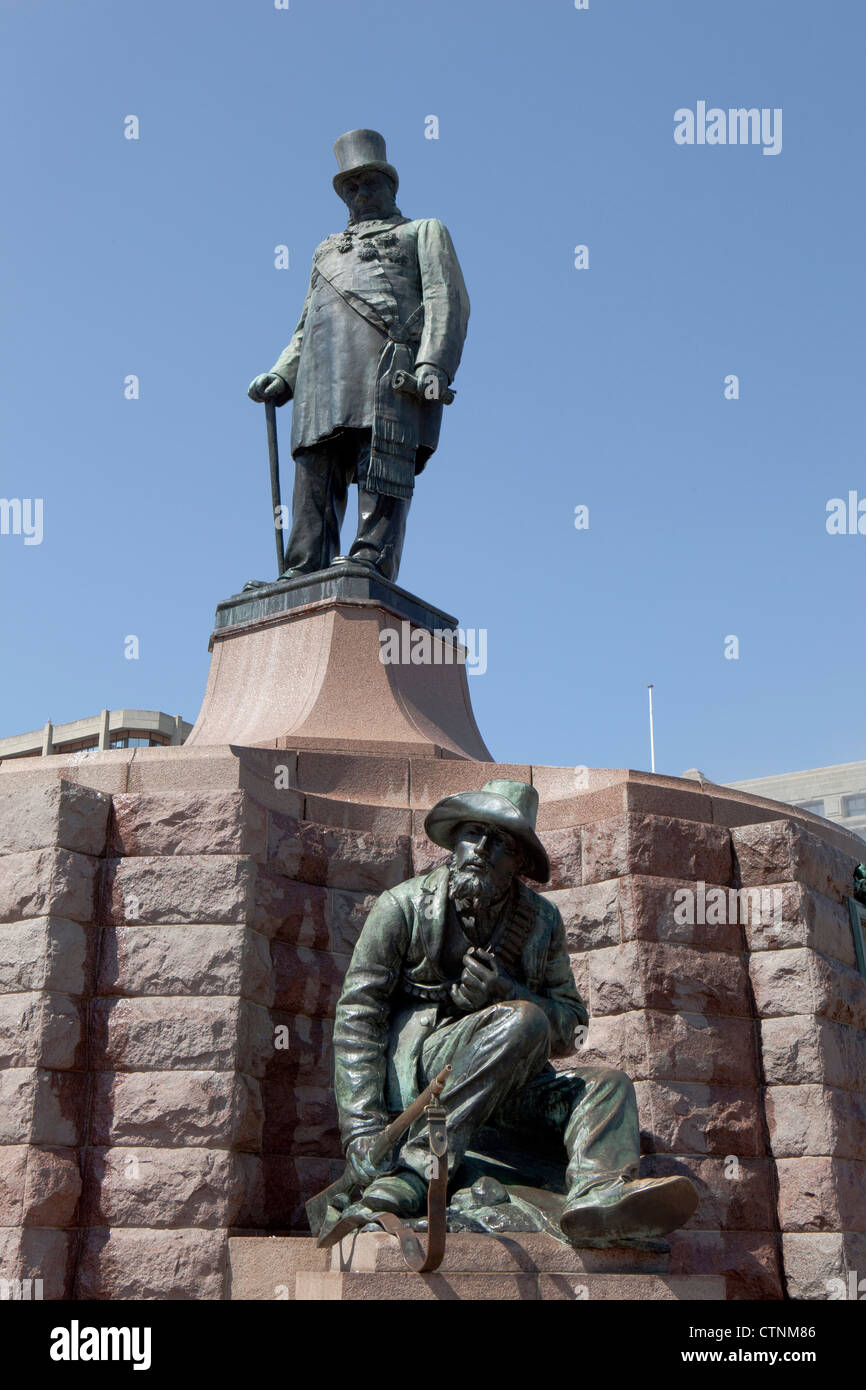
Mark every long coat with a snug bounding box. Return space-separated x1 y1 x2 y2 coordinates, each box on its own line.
332 865 588 1150
269 216 470 475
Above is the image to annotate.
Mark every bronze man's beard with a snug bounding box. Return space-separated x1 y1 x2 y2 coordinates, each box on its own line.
447 855 507 943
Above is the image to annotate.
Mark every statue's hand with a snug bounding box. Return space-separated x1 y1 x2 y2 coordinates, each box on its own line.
414 363 449 402
247 372 291 404
346 1135 394 1188
453 948 513 1011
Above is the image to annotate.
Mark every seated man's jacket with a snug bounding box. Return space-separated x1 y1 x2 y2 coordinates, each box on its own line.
333 864 588 1150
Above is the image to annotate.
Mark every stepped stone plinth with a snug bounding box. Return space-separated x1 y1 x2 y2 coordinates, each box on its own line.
228 1231 725 1301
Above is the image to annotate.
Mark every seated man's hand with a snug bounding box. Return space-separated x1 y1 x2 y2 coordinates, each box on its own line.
452 948 513 1011
346 1135 394 1188
247 372 292 404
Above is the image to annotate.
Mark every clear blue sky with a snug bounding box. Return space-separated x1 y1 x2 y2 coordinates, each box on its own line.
1 0 863 780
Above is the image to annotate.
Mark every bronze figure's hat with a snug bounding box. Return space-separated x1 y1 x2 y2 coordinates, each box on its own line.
333 128 399 195
424 780 550 883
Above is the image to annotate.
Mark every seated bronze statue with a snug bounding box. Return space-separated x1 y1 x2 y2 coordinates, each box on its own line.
331 779 699 1244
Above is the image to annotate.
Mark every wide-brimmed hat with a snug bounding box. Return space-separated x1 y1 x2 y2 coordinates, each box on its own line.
332 128 399 196
424 779 550 883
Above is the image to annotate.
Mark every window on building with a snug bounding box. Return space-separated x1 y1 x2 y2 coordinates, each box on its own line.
798 800 825 816
110 736 168 749
843 794 866 818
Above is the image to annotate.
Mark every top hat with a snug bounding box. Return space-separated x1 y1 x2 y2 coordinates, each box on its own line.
332 129 399 196
424 780 550 883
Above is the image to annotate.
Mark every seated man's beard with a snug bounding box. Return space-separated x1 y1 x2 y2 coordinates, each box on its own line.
447 857 504 929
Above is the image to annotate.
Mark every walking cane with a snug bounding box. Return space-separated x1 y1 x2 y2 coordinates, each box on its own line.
265 399 284 579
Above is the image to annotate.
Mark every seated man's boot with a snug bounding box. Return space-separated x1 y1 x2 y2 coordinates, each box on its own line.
361 1168 427 1219
560 1175 699 1244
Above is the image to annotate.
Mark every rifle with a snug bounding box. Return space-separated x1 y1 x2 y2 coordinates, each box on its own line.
306 1064 451 1270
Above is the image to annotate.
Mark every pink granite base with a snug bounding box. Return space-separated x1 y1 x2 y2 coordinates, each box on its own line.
0 746 864 1300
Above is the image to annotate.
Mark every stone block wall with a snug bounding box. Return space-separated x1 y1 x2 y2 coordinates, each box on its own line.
1 749 864 1300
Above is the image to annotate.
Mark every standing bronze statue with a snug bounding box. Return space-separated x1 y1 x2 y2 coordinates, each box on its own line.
329 781 700 1244
248 129 470 584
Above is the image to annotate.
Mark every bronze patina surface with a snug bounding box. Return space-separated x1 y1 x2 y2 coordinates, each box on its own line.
248 129 469 584
326 779 700 1250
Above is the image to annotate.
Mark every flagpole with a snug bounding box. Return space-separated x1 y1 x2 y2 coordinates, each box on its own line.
648 684 656 774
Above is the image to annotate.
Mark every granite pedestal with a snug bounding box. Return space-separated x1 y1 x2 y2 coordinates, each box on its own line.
1 746 864 1299
187 565 491 760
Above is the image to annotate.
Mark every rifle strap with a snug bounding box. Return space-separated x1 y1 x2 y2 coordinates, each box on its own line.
368 1099 448 1273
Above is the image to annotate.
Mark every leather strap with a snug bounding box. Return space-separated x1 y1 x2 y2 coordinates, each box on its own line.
370 1100 448 1273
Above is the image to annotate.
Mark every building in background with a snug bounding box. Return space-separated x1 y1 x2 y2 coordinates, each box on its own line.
682 761 866 844
0 709 192 761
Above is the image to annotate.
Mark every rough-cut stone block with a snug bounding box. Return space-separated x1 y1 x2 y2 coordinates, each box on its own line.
0 1068 85 1146
667 1229 784 1300
744 882 856 966
409 835 449 877
97 923 272 1005
0 780 110 856
765 1084 866 1161
775 1157 866 1233
539 827 581 891
619 875 742 951
781 1232 866 1300
102 854 256 926
260 1155 343 1229
0 1226 76 1300
640 1154 775 1230
267 1014 334 1090
749 948 866 1029
0 848 98 924
760 1015 866 1091
74 1227 227 1300
582 814 732 887
0 993 85 1070
0 917 90 994
0 1146 27 1225
547 880 620 951
635 1080 764 1156
587 941 750 1018
90 996 272 1077
268 812 411 891
252 867 330 943
271 943 348 1018
733 820 859 905
261 1083 341 1156
579 1009 758 1086
108 791 267 861
80 1147 263 1228
89 1071 263 1150
0 1145 81 1227
325 888 375 955
23 1146 82 1226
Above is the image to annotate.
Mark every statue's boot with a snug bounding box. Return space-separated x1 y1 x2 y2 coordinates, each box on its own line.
331 554 383 577
360 1169 427 1219
560 1175 699 1244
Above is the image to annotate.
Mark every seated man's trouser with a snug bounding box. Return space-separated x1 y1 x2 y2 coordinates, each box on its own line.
285 427 411 582
398 1000 640 1201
